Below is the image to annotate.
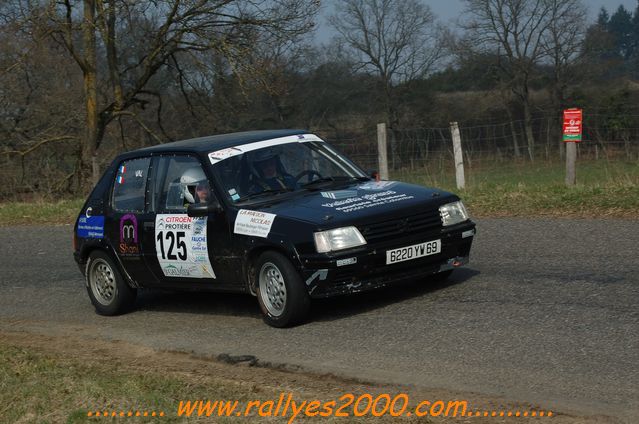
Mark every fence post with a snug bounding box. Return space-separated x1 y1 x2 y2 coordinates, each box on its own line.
562 108 581 186
377 123 389 180
565 142 576 186
450 122 465 189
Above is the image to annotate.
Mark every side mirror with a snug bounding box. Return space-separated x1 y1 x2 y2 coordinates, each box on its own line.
187 200 222 217
369 170 380 182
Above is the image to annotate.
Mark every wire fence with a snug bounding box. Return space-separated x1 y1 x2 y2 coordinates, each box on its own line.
1 115 637 200
317 115 639 179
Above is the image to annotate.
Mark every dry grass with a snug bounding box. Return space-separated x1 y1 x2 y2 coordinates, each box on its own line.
0 160 637 226
395 159 639 218
0 330 611 424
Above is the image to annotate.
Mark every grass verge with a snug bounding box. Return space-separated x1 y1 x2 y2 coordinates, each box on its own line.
0 331 599 424
0 160 636 225
0 340 359 424
0 199 84 226
394 159 639 218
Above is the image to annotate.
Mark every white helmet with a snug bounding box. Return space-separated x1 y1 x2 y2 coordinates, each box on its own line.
180 167 207 204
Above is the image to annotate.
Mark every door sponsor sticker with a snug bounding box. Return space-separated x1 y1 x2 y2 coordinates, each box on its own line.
234 209 276 238
119 214 139 256
77 215 104 238
155 214 216 279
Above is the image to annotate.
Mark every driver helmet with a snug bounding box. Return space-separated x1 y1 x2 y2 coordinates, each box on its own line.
251 148 280 176
180 167 207 204
252 148 278 164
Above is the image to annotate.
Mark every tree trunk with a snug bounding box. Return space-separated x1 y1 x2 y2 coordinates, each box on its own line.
383 81 398 170
82 0 99 187
551 82 566 161
558 120 565 161
523 100 535 162
506 109 521 158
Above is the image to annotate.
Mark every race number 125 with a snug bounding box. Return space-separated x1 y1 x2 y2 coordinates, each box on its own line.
156 231 187 260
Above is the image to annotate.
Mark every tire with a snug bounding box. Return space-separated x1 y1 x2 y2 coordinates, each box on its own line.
85 250 137 316
255 251 310 328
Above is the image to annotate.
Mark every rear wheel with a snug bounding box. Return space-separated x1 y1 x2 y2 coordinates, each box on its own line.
86 251 136 315
255 251 310 327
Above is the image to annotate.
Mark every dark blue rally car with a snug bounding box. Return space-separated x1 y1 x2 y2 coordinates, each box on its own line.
73 130 475 327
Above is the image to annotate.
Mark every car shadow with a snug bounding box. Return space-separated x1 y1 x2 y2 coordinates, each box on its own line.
135 290 263 319
310 267 480 323
133 268 480 324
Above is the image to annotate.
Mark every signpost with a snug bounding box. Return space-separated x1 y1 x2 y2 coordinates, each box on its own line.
563 108 582 186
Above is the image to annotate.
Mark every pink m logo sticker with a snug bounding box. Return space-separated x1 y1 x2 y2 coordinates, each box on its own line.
119 213 138 243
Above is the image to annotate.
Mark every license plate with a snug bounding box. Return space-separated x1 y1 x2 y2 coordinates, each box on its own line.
386 240 441 264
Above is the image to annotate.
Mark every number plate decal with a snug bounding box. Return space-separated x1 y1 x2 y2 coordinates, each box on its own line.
386 240 441 265
155 214 216 278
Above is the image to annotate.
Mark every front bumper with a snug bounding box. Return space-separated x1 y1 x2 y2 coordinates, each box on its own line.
300 222 475 298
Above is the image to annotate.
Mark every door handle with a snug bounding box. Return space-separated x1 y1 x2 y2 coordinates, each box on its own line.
143 222 155 230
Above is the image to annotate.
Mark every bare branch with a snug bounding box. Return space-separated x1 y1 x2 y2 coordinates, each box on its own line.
1 136 77 157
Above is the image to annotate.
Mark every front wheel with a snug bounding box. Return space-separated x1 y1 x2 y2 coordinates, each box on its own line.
85 250 137 316
255 251 310 328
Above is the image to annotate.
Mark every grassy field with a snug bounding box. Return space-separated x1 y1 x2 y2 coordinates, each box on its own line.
394 159 639 218
0 344 187 423
0 342 319 423
0 199 84 226
0 160 636 226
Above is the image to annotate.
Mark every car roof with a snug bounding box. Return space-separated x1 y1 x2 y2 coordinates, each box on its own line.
123 129 309 157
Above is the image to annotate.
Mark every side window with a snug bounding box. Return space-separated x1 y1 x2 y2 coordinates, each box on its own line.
154 156 212 213
112 157 151 212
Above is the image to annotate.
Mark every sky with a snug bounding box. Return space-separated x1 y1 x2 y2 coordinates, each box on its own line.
314 0 639 44
428 0 637 23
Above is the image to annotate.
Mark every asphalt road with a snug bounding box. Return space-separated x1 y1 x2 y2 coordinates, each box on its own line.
1 219 638 421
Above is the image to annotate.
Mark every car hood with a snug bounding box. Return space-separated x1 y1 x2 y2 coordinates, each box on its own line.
252 180 458 229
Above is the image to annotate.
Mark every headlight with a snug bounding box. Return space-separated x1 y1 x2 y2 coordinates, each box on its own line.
439 201 469 226
314 226 366 253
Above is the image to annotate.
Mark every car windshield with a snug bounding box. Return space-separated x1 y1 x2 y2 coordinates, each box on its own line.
208 140 368 203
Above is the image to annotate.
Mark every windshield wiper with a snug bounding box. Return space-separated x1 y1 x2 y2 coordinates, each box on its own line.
301 177 335 189
235 188 293 203
302 176 370 190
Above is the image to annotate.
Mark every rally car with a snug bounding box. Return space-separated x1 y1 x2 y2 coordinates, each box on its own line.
73 130 475 327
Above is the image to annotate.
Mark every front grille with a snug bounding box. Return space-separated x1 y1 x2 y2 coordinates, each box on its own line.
357 209 442 243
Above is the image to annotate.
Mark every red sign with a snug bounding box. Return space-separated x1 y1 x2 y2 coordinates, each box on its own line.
563 108 582 142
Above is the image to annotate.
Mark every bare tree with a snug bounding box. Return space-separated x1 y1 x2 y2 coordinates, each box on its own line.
542 0 587 159
462 0 559 161
0 6 83 197
14 0 318 187
329 0 442 128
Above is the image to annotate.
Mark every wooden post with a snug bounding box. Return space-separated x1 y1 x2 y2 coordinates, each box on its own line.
562 108 582 186
450 122 465 189
565 142 576 186
377 123 389 180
